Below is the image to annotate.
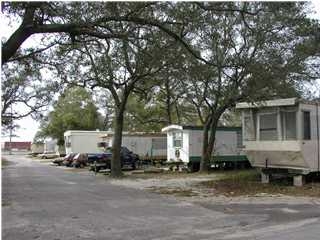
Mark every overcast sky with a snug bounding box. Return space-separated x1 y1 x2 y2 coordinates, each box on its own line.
1 1 320 142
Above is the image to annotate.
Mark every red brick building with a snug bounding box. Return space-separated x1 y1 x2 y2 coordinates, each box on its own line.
4 142 31 151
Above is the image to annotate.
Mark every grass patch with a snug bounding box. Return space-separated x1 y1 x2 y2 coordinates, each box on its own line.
148 187 199 197
198 169 320 197
1 158 13 167
2 201 11 207
126 170 212 180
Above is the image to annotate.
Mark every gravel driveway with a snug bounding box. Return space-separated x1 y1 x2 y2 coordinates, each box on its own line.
2 154 320 240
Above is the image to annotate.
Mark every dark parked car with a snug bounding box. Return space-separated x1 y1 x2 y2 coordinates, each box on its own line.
87 153 111 165
89 147 139 173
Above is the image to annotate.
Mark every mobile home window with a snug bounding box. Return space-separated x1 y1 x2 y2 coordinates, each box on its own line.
244 114 256 141
173 132 183 148
236 131 243 148
281 111 297 140
259 113 278 140
65 136 71 147
302 111 311 140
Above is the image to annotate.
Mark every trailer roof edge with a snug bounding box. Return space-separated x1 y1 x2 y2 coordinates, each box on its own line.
162 125 241 132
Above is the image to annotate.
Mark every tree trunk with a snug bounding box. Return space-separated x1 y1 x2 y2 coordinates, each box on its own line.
200 117 218 173
110 109 125 178
175 103 181 124
165 79 172 124
199 118 211 172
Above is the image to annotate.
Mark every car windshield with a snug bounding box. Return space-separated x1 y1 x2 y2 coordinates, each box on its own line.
104 147 112 154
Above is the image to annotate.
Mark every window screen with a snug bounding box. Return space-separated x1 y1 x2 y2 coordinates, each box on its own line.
97 142 106 148
302 111 311 140
244 115 256 141
173 132 183 148
281 111 296 140
237 131 243 148
259 113 278 140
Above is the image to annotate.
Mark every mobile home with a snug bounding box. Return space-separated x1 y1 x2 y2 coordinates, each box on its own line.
44 139 59 152
161 125 247 170
64 130 110 154
100 132 167 160
236 98 320 185
31 142 44 154
38 139 65 157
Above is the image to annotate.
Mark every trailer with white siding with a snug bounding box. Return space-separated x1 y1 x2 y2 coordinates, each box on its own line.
64 130 110 154
31 143 44 154
100 132 167 161
236 98 320 186
161 125 248 171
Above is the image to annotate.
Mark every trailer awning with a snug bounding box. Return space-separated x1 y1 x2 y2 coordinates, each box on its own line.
161 125 183 132
236 98 298 109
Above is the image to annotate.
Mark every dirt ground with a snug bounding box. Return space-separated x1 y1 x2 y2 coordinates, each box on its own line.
4 155 320 240
34 157 320 205
109 169 320 205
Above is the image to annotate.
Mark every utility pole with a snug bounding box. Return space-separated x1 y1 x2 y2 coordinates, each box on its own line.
9 104 13 155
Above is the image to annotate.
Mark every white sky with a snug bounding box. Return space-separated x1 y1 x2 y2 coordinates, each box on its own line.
1 1 320 142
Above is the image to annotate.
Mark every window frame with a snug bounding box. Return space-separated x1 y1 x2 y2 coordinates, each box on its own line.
65 136 71 148
302 110 311 140
172 131 183 148
243 110 256 141
281 110 297 140
258 111 278 141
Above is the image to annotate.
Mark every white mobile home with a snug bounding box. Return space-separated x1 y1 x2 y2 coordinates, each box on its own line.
161 125 247 170
31 143 44 154
64 130 110 154
100 132 167 159
236 98 320 185
44 139 58 152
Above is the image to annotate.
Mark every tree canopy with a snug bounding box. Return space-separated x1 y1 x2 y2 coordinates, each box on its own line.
37 86 102 145
2 2 319 175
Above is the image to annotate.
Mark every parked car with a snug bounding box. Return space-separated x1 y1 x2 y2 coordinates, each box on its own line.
62 153 77 167
39 151 60 159
53 153 76 166
87 153 111 165
71 153 89 168
89 147 139 173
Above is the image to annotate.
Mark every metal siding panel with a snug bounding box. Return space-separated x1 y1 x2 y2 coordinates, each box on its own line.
300 103 318 171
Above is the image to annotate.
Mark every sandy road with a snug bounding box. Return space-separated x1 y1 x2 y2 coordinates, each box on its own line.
2 154 320 240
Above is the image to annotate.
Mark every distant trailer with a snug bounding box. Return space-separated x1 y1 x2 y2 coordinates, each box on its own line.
42 139 65 156
31 143 44 154
100 132 167 161
44 139 58 152
161 125 248 171
64 130 110 154
236 98 320 186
